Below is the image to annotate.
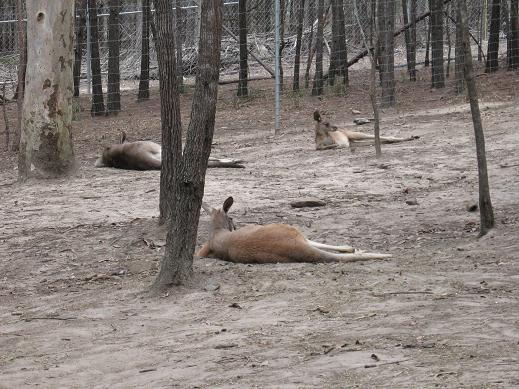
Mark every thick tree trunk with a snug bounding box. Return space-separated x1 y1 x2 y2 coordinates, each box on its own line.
430 0 445 88
459 0 495 236
455 0 465 94
153 0 224 290
237 0 248 96
312 0 325 96
293 0 305 90
485 0 501 72
509 0 519 68
328 0 348 86
107 0 121 114
73 0 87 98
88 0 105 115
138 0 151 100
378 0 395 106
19 0 76 179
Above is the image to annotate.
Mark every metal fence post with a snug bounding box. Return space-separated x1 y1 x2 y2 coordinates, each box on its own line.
274 0 281 135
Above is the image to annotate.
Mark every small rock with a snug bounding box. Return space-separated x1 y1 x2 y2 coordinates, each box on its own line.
465 202 478 212
353 118 372 125
352 109 361 114
406 199 419 206
229 302 242 309
290 198 326 208
204 283 220 292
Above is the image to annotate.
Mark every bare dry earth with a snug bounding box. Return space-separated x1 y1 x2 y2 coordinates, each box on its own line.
1 72 519 388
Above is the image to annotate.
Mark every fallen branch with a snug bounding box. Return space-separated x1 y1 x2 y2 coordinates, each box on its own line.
364 359 410 369
22 316 77 322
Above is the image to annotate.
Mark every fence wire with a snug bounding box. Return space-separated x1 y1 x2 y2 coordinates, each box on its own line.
0 0 515 115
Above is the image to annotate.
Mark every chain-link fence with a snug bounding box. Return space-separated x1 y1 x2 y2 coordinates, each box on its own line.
0 0 515 116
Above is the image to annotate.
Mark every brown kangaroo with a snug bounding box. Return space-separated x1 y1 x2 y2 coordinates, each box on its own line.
95 132 244 170
313 110 416 150
197 197 392 264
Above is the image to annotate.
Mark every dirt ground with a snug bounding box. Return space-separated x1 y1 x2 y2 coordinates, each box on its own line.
1 68 519 388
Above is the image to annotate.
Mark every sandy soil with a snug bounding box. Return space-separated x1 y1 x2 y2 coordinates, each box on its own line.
1 67 519 388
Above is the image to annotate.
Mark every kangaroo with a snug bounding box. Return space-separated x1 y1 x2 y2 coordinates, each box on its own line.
313 110 416 150
95 132 245 170
197 197 391 264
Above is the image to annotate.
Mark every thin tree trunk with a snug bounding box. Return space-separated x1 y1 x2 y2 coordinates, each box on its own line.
73 0 87 98
19 0 76 179
430 0 445 88
138 0 151 100
175 0 184 91
459 0 495 236
446 3 452 78
402 0 413 79
13 0 25 151
485 0 501 72
509 0 519 68
409 0 417 80
237 0 248 96
455 0 465 94
304 18 314 88
88 0 105 115
279 0 286 90
107 0 121 114
312 0 325 95
293 0 305 90
153 0 224 290
425 16 431 66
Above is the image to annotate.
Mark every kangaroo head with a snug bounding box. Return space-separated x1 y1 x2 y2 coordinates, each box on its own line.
202 197 236 237
313 110 321 122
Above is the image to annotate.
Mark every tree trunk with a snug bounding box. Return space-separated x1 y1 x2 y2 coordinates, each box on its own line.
304 3 315 89
409 0 417 80
485 0 501 72
175 0 184 91
312 0 325 96
402 0 413 80
73 0 87 98
19 0 76 179
446 2 452 78
459 0 495 236
293 0 305 90
509 0 519 68
329 0 348 86
455 0 465 94
138 0 151 100
153 0 224 290
378 0 396 107
425 17 431 67
88 0 105 115
237 0 248 96
430 0 445 88
279 0 286 90
107 0 121 114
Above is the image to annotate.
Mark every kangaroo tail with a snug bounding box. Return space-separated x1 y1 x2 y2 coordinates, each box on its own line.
307 246 392 263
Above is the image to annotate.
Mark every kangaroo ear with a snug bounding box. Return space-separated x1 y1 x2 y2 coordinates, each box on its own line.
120 131 127 144
223 197 234 213
332 125 338 131
201 202 213 214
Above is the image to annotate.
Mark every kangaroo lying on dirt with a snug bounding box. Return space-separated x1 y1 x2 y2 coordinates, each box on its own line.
197 197 391 264
95 132 244 170
313 110 416 150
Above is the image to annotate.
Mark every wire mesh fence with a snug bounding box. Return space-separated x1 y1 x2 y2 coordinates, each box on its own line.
0 0 516 117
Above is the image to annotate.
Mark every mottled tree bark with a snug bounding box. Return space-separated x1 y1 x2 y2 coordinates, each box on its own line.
175 0 184 90
107 0 121 114
153 0 224 289
459 0 495 236
19 0 76 179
